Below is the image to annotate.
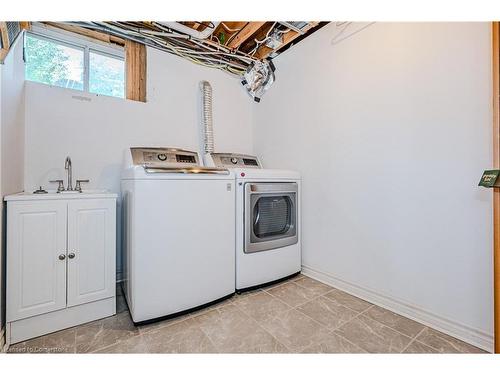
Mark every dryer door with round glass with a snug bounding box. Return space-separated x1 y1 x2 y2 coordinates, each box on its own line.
244 182 298 253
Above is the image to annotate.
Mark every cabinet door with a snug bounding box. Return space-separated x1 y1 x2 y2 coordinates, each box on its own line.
7 201 68 322
67 199 116 307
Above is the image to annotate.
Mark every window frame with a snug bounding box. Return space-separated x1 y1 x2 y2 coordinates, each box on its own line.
25 23 125 97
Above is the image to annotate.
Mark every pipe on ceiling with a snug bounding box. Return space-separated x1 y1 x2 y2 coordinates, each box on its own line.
160 22 220 40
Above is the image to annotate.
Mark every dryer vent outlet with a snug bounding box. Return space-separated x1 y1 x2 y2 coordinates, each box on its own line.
200 80 215 155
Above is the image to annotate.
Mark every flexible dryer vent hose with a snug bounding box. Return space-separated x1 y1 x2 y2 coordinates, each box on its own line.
200 81 215 154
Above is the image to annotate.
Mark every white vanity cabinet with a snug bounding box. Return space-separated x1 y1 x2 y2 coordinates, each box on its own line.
5 192 117 345
66 199 116 307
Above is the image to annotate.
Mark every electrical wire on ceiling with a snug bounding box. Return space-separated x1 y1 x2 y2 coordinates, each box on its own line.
249 22 277 56
60 21 320 101
219 22 242 33
64 21 254 77
224 24 246 47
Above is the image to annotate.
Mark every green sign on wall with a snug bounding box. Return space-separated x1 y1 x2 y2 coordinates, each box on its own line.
478 170 500 187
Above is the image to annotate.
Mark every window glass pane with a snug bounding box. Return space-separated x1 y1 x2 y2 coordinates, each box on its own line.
25 34 84 90
89 51 125 98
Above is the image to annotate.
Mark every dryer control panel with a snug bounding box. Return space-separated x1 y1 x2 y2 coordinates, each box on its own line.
131 147 200 167
210 153 262 169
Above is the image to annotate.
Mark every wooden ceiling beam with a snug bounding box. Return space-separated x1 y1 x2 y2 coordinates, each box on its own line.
0 22 10 62
43 22 125 46
179 21 214 33
227 22 266 49
195 21 211 32
19 22 31 31
239 22 275 53
211 21 247 45
254 22 319 60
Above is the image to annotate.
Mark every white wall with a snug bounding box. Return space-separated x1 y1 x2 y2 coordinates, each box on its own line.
0 36 25 335
16 23 496 350
254 23 494 350
24 47 254 277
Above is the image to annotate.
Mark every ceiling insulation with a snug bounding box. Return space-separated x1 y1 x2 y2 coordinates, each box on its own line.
47 21 326 101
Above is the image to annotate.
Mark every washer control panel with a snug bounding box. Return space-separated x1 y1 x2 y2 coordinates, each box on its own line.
131 147 200 167
211 153 261 169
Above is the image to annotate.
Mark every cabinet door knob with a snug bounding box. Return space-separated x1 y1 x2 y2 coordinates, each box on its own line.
68 252 76 259
58 254 66 260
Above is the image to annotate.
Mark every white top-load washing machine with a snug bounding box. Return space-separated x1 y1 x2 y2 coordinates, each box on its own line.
206 153 301 291
121 147 235 323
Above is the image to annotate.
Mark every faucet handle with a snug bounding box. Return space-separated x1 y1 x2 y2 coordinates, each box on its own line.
49 179 65 193
75 179 90 193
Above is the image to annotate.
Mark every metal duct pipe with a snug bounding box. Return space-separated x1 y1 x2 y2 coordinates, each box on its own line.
200 81 215 154
161 22 220 40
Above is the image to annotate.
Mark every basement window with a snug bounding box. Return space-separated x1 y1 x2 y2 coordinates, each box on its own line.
89 51 125 97
24 31 125 99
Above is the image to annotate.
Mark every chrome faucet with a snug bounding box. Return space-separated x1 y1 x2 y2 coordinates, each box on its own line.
49 156 90 193
65 156 73 191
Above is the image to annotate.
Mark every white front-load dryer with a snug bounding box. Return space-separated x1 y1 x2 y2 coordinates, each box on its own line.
235 168 301 291
121 147 235 323
205 153 301 291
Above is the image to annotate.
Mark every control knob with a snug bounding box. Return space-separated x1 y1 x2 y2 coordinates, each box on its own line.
230 157 238 164
157 153 167 161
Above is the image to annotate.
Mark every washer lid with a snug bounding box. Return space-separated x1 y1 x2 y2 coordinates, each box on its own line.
122 165 233 180
123 147 230 179
143 166 230 175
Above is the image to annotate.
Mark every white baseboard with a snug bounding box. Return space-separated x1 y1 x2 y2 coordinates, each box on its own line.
301 265 494 353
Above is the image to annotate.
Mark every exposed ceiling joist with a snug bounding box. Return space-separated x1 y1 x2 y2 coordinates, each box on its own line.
254 22 320 59
41 21 323 69
23 21 326 101
227 22 266 49
43 22 125 46
211 21 247 45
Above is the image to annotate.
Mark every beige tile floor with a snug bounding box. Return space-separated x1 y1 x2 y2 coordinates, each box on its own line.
8 275 487 354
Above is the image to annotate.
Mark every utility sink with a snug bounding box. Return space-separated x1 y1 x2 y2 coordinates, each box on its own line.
6 156 116 202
